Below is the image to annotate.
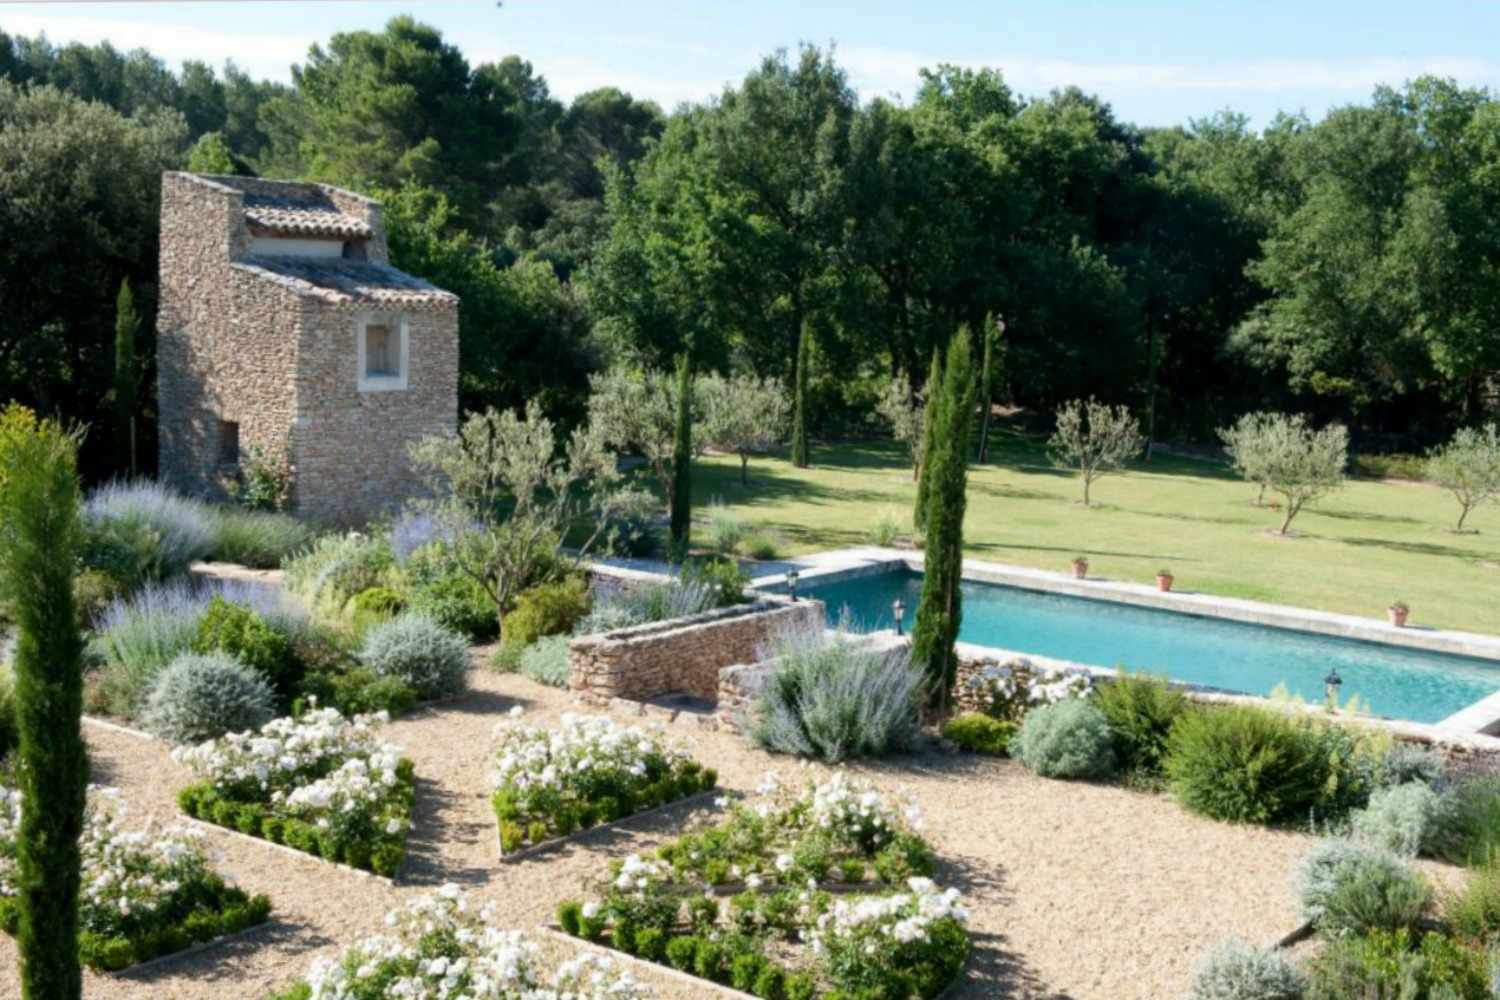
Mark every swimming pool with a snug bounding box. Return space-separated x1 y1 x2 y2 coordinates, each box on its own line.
793 569 1500 725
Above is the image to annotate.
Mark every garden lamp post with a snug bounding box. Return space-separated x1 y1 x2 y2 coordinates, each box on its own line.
786 570 799 602
1324 667 1343 712
893 597 906 636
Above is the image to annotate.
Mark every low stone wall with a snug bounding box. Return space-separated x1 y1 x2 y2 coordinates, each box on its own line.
568 597 825 704
717 632 909 732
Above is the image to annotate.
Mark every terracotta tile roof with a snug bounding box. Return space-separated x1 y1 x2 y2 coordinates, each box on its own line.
201 175 374 239
233 257 459 309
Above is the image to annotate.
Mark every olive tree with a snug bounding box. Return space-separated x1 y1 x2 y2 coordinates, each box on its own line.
1258 416 1348 535
1218 411 1279 506
1425 423 1500 532
587 367 706 499
408 401 652 636
700 372 790 486
875 375 925 481
1047 398 1145 506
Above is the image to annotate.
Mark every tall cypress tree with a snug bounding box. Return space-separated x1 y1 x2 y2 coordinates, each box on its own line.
113 279 141 476
912 348 943 532
976 315 1002 463
791 321 811 468
0 405 86 1000
911 328 976 713
669 352 693 556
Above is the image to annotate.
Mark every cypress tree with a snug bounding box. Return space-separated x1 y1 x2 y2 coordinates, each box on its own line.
911 328 976 714
791 321 811 468
113 279 141 476
976 315 1001 463
669 352 693 556
912 348 943 531
0 405 86 1000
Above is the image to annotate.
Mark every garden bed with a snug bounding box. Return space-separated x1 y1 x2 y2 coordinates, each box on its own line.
494 787 721 864
491 712 718 858
174 707 415 878
0 785 272 973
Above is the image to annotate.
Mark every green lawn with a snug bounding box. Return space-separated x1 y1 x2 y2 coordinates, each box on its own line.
687 426 1500 636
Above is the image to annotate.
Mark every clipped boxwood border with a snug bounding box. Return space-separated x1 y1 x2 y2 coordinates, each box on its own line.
176 758 416 880
496 787 721 863
0 883 271 973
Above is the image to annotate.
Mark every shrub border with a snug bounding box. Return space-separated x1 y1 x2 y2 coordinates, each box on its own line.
180 815 406 884
495 787 720 864
100 912 275 977
539 921 973 1000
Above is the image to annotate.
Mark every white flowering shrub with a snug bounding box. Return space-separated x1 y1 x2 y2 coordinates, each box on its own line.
557 770 967 999
0 785 269 970
270 884 649 1000
490 711 716 853
174 706 414 876
962 658 1092 723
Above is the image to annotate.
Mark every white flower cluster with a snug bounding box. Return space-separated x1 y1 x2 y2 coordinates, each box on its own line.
811 877 968 955
0 786 215 934
610 853 669 898
965 659 1091 721
491 713 686 801
173 707 400 796
303 884 648 1000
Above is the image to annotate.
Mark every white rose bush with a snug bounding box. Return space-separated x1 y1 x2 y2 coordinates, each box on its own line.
556 769 969 999
963 658 1092 722
270 883 651 1000
174 706 415 876
0 785 270 970
491 712 716 855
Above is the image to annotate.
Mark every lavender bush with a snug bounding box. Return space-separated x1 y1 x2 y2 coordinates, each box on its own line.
84 479 216 582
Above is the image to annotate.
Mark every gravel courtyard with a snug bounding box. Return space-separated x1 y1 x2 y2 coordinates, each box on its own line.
0 658 1468 1000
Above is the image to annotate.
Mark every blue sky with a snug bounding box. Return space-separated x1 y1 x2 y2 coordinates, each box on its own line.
4 1 1499 127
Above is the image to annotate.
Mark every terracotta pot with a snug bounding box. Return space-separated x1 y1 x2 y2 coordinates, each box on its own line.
1156 574 1174 592
1388 606 1409 627
1072 561 1088 579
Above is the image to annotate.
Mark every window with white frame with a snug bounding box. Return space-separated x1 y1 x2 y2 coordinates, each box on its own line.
356 314 409 391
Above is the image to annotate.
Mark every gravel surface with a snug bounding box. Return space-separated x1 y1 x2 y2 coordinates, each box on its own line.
0 658 1471 999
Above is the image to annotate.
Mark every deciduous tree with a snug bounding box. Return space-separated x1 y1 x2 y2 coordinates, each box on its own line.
1047 398 1145 507
1425 424 1500 532
700 373 789 486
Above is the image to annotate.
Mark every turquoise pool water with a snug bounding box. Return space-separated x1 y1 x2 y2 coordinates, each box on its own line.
793 570 1500 724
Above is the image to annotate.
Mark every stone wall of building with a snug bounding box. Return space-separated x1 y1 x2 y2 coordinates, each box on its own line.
158 172 294 501
568 597 826 704
292 303 458 525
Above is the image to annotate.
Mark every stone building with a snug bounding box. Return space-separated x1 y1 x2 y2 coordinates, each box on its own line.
156 172 459 525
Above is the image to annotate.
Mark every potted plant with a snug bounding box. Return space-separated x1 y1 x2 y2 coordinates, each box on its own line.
1387 601 1409 627
1071 556 1089 579
1155 569 1174 592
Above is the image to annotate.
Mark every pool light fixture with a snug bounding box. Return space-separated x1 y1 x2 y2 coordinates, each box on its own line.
1324 667 1343 712
786 569 800 601
893 597 906 636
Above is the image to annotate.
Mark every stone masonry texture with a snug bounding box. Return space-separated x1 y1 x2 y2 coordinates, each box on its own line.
157 172 458 526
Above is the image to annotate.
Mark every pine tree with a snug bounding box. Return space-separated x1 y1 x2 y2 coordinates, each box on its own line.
912 348 943 531
669 352 693 556
911 328 976 713
791 321 811 468
113 279 141 476
0 405 86 1000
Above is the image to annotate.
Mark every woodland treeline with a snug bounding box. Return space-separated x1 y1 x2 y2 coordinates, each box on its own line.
3 17 1499 478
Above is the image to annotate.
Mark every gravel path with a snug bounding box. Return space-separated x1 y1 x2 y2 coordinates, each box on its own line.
0 660 1470 999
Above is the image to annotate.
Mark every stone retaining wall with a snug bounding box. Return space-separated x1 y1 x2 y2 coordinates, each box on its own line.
568 597 825 704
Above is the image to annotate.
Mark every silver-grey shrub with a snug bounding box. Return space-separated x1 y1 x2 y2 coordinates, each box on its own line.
1293 837 1426 932
141 650 276 743
1373 741 1445 791
1352 781 1450 857
1012 698 1117 779
1188 939 1306 1000
574 577 718 635
85 479 216 581
519 635 571 688
359 613 470 699
751 624 923 763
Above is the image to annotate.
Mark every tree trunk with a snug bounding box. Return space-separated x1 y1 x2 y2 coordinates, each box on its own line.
739 453 749 487
1082 474 1092 507
1457 504 1471 532
1279 501 1297 535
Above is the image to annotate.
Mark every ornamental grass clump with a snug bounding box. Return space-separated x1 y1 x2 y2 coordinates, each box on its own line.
1013 698 1117 780
174 707 414 876
204 508 314 569
141 651 276 743
558 770 966 999
269 885 648 1000
1187 939 1306 1000
0 785 270 971
751 624 923 763
359 613 470 700
490 712 715 853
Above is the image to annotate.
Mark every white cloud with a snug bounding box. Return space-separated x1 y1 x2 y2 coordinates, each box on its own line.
0 12 316 81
